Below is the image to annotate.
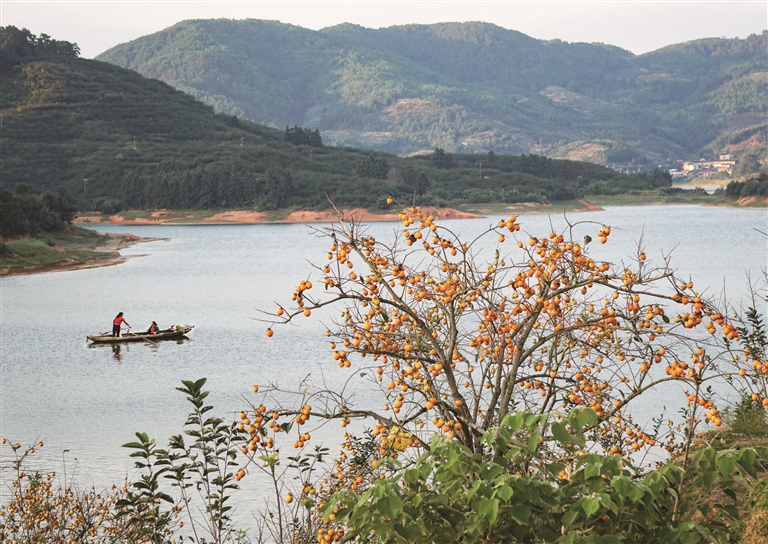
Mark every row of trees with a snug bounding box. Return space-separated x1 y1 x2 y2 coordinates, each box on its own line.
0 184 77 238
724 173 768 199
0 25 79 74
355 155 390 179
120 167 294 211
284 125 323 148
110 159 675 214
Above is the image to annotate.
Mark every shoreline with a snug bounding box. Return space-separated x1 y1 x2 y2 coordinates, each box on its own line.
73 201 611 226
0 232 163 277
74 196 764 227
73 206 486 226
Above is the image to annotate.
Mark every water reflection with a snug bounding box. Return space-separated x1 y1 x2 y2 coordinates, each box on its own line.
86 337 192 362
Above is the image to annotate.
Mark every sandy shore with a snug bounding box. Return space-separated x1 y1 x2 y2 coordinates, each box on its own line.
74 206 485 225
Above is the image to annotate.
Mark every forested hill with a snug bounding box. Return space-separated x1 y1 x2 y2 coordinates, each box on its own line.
96 20 767 165
0 26 685 213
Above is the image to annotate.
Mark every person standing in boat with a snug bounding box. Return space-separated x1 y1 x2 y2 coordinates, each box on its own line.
112 312 131 336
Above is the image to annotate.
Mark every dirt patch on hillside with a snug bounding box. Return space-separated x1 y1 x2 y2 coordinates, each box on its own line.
386 98 435 116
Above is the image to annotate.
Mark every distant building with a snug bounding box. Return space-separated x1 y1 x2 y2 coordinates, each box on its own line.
668 169 685 179
682 158 737 177
609 163 643 174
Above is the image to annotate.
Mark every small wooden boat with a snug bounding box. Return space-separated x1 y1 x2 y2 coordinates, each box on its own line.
87 325 194 343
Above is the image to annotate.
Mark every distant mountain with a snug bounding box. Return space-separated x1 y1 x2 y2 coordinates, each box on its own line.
2 26 662 211
96 20 767 165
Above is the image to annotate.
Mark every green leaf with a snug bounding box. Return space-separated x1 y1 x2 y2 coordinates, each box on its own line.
387 493 403 516
404 468 420 485
507 504 531 524
627 484 645 502
495 485 514 502
551 422 570 445
736 448 757 478
561 507 580 528
504 413 524 433
611 476 633 499
526 429 540 452
702 469 717 489
581 497 600 517
585 463 601 480
715 453 736 478
720 504 739 519
474 497 499 524
481 463 503 480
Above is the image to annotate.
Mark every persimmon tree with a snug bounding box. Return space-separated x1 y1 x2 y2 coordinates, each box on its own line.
236 205 764 541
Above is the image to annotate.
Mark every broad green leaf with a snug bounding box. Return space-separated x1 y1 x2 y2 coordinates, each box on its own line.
404 468 419 485
569 431 586 448
627 484 645 501
507 504 531 524
495 485 514 502
387 493 403 516
736 448 758 478
482 463 503 480
715 453 736 478
526 429 541 452
524 413 540 428
702 469 717 489
581 497 600 517
585 463 601 480
721 504 739 519
561 507 580 528
474 497 499 524
551 422 570 445
503 413 524 432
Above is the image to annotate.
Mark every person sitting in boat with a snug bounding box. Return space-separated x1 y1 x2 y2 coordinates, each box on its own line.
146 321 160 335
112 312 131 337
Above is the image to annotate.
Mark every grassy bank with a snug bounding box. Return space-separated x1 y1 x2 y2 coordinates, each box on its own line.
0 228 149 275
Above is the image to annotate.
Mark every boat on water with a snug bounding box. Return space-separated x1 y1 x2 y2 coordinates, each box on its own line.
87 325 194 343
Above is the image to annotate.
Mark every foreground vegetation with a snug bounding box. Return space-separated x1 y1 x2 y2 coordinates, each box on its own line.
2 205 767 543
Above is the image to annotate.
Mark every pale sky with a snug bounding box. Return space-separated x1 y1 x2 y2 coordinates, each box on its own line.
1 1 766 59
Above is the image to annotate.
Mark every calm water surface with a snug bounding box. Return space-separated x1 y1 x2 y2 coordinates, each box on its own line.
1 205 766 522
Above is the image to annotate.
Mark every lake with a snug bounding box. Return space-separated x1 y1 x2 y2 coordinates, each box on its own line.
1 204 765 525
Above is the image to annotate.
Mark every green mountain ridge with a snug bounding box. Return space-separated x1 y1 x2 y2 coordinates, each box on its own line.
96 20 767 164
0 26 673 211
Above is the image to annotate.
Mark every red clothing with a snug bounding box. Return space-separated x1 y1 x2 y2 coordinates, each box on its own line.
113 316 128 326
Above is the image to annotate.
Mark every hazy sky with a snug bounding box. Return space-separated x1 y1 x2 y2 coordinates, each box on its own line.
1 1 766 58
